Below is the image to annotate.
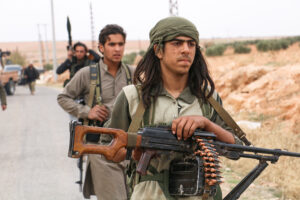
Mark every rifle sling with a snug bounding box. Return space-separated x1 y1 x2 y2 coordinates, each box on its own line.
127 86 145 148
128 87 252 147
84 64 100 125
206 94 252 146
124 64 133 85
84 62 132 126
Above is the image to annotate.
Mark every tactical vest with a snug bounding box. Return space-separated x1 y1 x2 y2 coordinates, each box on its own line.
64 58 94 87
83 62 132 126
70 58 92 79
125 85 250 200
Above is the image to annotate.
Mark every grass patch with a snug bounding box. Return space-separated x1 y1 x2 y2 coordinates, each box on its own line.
264 61 287 67
221 122 300 200
269 188 282 198
246 112 271 122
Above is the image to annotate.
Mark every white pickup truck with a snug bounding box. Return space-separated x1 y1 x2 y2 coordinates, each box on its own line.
0 65 21 95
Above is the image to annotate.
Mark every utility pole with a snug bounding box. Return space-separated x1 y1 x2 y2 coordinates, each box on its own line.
37 24 45 67
90 2 96 50
50 0 57 81
42 24 50 64
169 0 179 16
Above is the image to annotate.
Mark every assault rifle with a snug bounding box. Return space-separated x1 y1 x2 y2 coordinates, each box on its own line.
68 121 300 200
68 119 83 191
66 17 83 191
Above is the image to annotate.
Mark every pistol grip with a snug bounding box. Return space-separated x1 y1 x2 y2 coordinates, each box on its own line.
136 150 156 175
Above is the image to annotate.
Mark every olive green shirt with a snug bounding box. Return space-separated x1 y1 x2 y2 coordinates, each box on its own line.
108 85 235 134
57 58 134 119
0 82 7 105
107 84 240 200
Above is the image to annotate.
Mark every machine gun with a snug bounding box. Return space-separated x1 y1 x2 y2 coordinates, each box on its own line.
68 121 300 199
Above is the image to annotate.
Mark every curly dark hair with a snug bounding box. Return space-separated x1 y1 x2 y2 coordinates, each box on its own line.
133 45 215 108
98 24 126 45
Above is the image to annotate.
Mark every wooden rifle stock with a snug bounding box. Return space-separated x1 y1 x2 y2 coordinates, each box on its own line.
69 121 142 160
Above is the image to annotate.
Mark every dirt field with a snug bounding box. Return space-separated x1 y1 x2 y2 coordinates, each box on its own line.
206 42 300 200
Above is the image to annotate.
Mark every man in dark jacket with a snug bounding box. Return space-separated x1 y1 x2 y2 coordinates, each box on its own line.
24 63 39 95
56 42 100 87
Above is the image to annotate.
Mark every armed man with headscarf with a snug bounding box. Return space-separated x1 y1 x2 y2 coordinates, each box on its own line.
106 16 242 200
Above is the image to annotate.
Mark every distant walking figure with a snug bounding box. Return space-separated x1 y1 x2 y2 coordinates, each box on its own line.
24 63 39 95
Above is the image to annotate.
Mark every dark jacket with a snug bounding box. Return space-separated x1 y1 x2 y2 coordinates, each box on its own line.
56 49 100 76
24 66 39 82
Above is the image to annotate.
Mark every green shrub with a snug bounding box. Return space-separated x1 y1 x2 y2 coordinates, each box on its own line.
285 36 300 44
273 39 289 50
9 49 26 66
139 50 146 56
122 52 137 65
205 44 227 56
256 40 271 52
44 63 53 71
233 44 251 54
256 39 290 52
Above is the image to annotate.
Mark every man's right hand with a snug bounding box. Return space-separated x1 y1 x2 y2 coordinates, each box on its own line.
87 105 109 122
2 104 6 111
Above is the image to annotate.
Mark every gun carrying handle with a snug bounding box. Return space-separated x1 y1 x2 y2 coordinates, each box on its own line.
73 125 128 160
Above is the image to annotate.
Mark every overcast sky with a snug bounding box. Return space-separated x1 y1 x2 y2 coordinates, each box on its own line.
1 0 300 42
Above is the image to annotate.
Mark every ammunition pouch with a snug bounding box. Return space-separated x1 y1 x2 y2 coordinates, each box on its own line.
126 156 217 199
169 157 209 196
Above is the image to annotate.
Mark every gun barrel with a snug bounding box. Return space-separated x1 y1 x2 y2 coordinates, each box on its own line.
215 142 300 158
67 16 72 50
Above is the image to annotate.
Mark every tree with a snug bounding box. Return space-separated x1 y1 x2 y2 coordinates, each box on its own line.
9 49 27 66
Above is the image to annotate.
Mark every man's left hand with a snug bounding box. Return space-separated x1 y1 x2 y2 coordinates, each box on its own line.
171 115 208 141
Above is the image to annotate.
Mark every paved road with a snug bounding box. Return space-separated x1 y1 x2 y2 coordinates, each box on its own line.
0 85 94 200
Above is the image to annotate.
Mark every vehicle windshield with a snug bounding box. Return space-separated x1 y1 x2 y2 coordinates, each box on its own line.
4 65 21 72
